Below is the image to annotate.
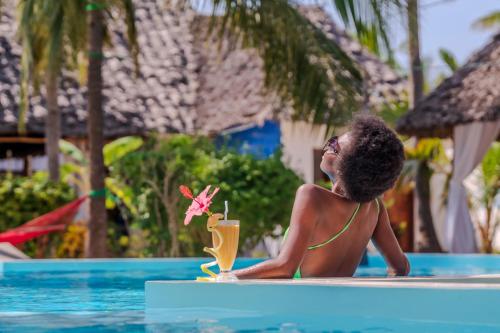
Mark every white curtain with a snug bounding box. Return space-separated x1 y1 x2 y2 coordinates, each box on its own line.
445 121 500 253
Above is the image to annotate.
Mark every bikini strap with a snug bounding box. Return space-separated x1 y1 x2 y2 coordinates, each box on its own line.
375 197 380 215
307 203 361 250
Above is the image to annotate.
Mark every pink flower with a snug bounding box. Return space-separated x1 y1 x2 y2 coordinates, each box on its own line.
181 185 220 225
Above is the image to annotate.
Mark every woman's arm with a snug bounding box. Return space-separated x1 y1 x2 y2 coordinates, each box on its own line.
371 201 410 276
233 184 320 279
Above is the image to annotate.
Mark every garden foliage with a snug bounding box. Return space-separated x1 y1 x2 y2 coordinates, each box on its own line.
0 172 75 231
112 135 303 257
0 172 76 257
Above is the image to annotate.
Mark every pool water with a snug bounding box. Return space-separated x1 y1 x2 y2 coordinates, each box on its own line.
0 255 499 332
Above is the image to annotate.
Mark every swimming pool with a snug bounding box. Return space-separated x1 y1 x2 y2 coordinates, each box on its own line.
0 254 499 332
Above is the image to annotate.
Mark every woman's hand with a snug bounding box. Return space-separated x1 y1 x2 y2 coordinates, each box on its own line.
372 201 411 277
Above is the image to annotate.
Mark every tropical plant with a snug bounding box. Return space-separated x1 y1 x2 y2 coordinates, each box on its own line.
0 172 76 257
429 48 460 88
16 0 139 257
438 48 459 72
17 0 87 181
330 0 404 66
202 149 303 253
472 11 500 31
400 138 449 252
59 136 143 212
56 223 87 258
112 135 302 257
112 135 214 257
192 0 404 125
472 143 500 253
59 136 143 256
85 0 138 257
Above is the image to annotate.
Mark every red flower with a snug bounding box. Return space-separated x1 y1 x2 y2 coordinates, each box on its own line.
180 185 220 225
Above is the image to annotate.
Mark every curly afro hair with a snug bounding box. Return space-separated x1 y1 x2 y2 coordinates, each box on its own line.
336 114 404 203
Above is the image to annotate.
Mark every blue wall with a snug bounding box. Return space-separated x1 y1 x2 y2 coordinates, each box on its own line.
216 120 281 158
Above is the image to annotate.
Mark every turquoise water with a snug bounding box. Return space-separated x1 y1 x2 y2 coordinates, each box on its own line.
0 256 499 332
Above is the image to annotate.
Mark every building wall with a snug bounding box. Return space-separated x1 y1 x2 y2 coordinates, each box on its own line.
280 120 332 183
0 155 51 173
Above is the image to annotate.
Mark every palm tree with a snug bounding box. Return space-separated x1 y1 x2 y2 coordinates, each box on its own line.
17 0 138 257
86 5 106 257
407 0 433 252
85 0 138 257
198 0 404 125
404 0 445 252
407 0 424 107
17 0 87 182
472 11 500 31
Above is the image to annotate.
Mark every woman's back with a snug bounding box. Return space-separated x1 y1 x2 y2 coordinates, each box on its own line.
298 186 380 277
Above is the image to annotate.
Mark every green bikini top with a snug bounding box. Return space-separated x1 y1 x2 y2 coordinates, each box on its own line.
283 198 380 279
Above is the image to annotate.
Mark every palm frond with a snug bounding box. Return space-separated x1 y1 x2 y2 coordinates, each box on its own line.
206 0 363 127
59 139 88 165
438 48 458 72
17 0 39 134
120 0 140 75
331 0 403 64
472 11 500 31
17 0 85 133
103 136 144 166
107 0 140 74
16 0 138 132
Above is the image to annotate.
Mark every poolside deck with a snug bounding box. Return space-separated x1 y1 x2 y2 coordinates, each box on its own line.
146 275 500 328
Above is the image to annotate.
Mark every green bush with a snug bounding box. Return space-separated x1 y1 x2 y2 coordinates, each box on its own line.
0 172 76 257
199 150 302 253
112 135 303 257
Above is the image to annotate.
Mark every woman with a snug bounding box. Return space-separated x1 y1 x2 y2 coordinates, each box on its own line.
234 114 409 279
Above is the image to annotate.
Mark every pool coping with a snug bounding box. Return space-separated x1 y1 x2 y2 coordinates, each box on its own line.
145 277 500 327
147 274 500 290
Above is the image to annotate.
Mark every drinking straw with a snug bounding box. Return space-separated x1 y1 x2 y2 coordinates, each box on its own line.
224 200 228 221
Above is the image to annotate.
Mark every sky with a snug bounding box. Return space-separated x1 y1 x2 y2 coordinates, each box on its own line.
318 0 500 79
392 0 499 78
198 0 499 80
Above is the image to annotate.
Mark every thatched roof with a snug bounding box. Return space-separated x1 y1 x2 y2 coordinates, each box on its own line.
0 0 199 138
192 18 280 135
0 1 405 139
397 33 500 138
301 7 405 108
194 7 407 134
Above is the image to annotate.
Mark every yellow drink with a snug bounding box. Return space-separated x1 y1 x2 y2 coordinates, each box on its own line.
212 220 240 272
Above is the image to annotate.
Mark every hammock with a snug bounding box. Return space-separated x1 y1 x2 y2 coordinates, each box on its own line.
0 196 88 245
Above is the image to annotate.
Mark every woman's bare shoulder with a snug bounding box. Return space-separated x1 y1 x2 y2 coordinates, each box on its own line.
295 184 339 207
296 184 331 197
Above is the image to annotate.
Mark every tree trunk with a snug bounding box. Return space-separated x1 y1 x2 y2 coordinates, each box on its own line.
153 197 167 256
415 162 442 252
407 0 424 107
165 199 180 257
86 8 107 258
483 206 494 253
45 70 60 182
408 0 442 252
